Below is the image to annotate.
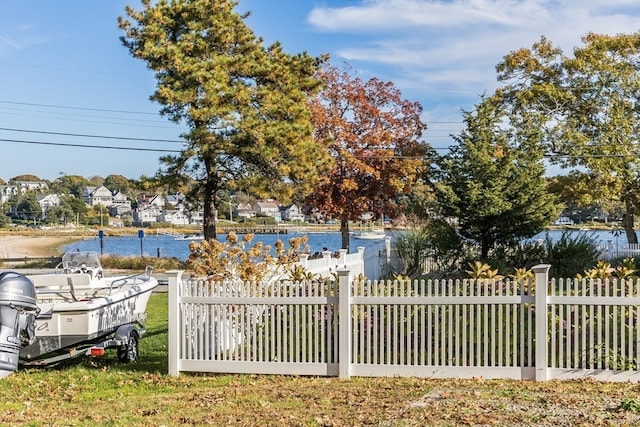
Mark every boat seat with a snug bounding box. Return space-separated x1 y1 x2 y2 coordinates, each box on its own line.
29 273 94 302
29 273 92 288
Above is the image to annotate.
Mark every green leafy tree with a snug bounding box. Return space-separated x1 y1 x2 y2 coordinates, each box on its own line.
62 195 88 226
9 174 41 183
50 174 90 198
16 192 41 222
434 98 558 260
547 172 623 223
305 63 429 250
44 198 77 227
104 174 132 195
119 0 332 239
495 32 640 242
88 176 105 187
0 211 10 228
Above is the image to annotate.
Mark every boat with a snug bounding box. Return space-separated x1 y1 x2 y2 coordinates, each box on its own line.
174 233 204 241
352 229 387 240
17 251 158 368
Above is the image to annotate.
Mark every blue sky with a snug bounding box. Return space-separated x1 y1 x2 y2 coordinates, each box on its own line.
0 0 638 182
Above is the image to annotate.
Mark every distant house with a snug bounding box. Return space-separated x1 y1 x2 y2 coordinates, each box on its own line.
83 186 113 207
554 216 574 226
158 210 190 225
236 203 255 220
133 206 161 225
138 193 165 209
280 204 305 222
186 209 205 225
165 193 185 209
37 193 60 218
0 185 20 205
109 191 132 216
254 200 281 221
14 180 48 192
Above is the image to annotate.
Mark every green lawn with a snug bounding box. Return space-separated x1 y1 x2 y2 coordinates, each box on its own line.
0 293 638 426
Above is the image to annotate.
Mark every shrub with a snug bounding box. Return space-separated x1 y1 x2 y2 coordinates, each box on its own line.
393 220 465 278
540 231 600 278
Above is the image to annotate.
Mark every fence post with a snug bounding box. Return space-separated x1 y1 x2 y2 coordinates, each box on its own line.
532 264 551 381
355 246 365 276
338 249 348 267
322 250 332 275
337 268 353 379
298 253 309 270
167 270 184 376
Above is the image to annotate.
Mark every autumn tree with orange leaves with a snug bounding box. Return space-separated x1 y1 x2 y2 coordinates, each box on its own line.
306 64 430 251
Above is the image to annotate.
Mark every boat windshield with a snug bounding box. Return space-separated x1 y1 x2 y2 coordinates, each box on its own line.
61 251 102 272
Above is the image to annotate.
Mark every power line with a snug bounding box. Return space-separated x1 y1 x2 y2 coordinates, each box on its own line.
0 127 183 143
0 100 159 116
0 138 180 153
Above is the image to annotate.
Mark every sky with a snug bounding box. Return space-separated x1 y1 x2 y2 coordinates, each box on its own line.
0 0 638 182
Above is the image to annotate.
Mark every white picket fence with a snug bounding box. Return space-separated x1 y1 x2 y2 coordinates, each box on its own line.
166 265 640 382
295 237 391 280
601 242 640 260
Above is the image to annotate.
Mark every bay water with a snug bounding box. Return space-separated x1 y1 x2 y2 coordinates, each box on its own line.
61 228 630 262
62 231 387 261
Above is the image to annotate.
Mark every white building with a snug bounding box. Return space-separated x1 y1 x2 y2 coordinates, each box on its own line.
37 193 60 218
280 204 305 222
83 186 114 206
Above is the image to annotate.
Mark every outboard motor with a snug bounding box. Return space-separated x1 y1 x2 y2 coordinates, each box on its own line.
0 272 39 379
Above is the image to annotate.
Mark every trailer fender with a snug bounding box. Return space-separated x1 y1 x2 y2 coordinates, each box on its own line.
115 324 139 344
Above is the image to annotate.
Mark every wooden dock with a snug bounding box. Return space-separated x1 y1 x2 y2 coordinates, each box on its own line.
219 226 287 234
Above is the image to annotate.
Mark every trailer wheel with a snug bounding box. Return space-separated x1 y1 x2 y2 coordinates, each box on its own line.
117 330 139 363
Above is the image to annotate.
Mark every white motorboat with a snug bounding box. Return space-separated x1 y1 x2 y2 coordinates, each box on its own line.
352 229 386 240
174 233 204 241
19 251 158 367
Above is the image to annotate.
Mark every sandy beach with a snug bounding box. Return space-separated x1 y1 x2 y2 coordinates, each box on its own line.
0 235 72 259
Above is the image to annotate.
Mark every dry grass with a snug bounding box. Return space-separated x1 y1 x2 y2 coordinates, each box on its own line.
1 371 640 426
1 271 639 426
0 294 638 426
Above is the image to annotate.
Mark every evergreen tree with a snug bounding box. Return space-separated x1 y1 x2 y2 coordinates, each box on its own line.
119 0 332 239
435 98 558 260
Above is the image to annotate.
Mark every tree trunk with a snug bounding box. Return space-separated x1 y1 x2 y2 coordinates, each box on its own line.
480 234 490 261
340 217 350 251
203 158 218 240
622 196 638 244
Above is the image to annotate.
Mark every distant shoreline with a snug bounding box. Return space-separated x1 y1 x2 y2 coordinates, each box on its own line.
0 235 77 259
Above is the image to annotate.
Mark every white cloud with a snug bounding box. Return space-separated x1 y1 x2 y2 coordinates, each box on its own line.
0 24 49 56
308 0 557 31
307 0 639 123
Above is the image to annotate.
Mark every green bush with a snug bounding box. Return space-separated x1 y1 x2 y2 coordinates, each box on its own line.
540 231 600 278
394 227 601 280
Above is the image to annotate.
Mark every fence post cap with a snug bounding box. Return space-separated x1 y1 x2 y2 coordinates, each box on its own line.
531 264 551 274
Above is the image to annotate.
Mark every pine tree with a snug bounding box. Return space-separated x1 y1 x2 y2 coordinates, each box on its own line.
119 0 332 238
435 98 558 259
